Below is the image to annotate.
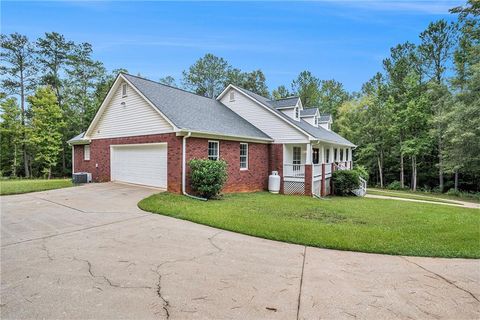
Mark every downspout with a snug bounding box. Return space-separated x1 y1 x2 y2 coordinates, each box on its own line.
182 132 207 201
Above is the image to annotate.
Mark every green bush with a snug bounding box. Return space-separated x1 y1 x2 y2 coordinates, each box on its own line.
387 181 403 190
189 159 228 199
353 165 369 180
332 170 360 196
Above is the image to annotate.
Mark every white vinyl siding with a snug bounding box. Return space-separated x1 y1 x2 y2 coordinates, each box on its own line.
208 141 219 160
84 145 90 160
240 143 248 170
220 89 307 142
90 83 174 139
280 107 297 121
110 143 167 188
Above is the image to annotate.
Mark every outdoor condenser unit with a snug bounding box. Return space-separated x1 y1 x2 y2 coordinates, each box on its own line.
72 172 92 184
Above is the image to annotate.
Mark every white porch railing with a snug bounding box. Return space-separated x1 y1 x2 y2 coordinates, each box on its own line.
283 164 305 178
313 164 322 178
353 177 367 197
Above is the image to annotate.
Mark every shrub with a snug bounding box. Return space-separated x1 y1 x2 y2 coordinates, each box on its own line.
188 159 228 199
332 170 360 196
353 165 369 180
387 181 402 190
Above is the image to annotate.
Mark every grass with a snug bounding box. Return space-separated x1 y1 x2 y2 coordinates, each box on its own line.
368 188 480 204
138 192 480 259
0 179 73 195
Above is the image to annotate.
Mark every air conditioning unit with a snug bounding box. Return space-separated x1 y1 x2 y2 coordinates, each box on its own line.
72 172 92 184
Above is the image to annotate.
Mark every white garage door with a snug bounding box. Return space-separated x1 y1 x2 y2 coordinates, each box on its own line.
111 143 167 188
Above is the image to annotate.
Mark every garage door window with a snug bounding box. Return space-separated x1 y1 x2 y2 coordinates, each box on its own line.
208 141 219 161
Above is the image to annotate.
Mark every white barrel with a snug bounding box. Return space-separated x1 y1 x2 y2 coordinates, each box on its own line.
268 171 281 193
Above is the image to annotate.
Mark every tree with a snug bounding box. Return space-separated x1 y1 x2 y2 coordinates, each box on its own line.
0 33 38 177
182 53 230 98
27 87 64 179
383 42 420 188
225 68 269 96
36 32 73 103
272 85 291 100
317 79 349 120
419 20 457 192
159 75 177 87
0 96 23 177
291 71 320 107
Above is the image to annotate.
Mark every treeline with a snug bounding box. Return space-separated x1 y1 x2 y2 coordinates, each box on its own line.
336 1 479 193
1 1 478 194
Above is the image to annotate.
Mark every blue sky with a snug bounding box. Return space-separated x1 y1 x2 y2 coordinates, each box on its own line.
2 1 462 92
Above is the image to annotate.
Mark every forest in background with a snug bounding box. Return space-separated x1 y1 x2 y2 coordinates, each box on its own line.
1 1 478 193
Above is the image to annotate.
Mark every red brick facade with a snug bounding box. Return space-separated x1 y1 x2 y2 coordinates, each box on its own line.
73 133 270 194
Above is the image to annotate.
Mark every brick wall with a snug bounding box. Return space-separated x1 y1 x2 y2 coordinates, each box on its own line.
73 133 271 194
186 138 269 193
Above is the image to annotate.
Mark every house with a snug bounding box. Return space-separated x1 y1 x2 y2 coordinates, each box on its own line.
68 73 356 197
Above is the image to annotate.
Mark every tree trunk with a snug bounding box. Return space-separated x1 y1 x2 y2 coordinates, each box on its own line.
411 156 417 192
48 167 52 180
400 153 404 188
377 154 384 188
454 170 459 191
12 144 17 177
20 70 30 178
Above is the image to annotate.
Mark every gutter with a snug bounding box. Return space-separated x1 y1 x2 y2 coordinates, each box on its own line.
182 132 207 201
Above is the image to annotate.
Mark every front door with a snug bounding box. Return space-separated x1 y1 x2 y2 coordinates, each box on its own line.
312 148 319 164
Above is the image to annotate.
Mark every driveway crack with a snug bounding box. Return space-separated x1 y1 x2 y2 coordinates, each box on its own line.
296 246 307 320
153 265 170 319
401 256 479 303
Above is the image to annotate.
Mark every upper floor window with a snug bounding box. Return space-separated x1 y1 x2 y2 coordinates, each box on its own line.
229 91 235 102
122 83 128 97
314 116 319 126
295 107 299 119
84 145 91 161
240 143 248 170
208 141 219 161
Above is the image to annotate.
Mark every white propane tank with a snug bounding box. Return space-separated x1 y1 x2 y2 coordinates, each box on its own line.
268 171 281 194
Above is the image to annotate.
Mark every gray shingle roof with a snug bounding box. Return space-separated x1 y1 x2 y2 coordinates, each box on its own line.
67 132 88 144
236 87 355 147
319 114 332 122
300 108 317 117
270 97 299 109
122 74 271 140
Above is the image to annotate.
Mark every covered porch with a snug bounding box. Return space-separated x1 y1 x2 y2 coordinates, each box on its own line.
281 142 353 196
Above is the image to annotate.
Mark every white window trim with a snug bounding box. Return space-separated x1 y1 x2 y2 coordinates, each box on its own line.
229 91 235 102
240 143 248 170
84 145 91 161
122 83 128 98
295 107 299 120
208 140 219 161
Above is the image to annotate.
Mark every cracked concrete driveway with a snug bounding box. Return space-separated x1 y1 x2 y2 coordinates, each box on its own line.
1 183 479 319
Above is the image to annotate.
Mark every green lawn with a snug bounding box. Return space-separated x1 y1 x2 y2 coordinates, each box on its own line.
368 188 480 204
138 192 480 258
0 179 73 195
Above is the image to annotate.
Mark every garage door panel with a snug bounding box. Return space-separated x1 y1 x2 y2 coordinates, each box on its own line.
111 144 167 188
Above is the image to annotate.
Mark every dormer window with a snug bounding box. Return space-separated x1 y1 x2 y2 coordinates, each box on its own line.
229 91 235 102
295 107 299 120
314 116 318 126
122 83 128 97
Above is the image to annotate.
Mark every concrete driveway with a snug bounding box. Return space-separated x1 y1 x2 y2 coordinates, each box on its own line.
1 183 479 319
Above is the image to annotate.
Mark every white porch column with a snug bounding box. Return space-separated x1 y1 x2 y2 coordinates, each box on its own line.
329 146 334 163
305 143 312 164
320 145 325 164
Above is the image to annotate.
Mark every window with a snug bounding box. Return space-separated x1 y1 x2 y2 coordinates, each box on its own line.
208 141 219 161
312 148 319 164
340 149 344 161
122 83 127 97
84 145 90 161
325 149 330 163
314 116 318 126
240 143 248 170
334 148 338 162
229 91 235 102
295 107 299 119
293 146 301 172
346 149 349 161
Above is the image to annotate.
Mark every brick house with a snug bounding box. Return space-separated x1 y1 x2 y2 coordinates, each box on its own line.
69 73 357 196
